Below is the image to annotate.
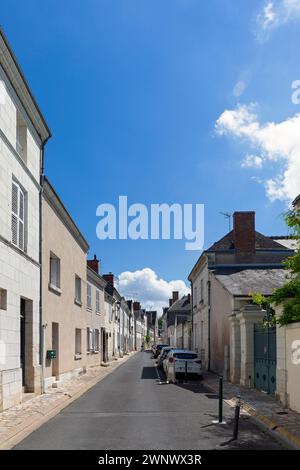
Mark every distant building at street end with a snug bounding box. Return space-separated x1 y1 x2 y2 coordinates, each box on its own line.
161 293 191 349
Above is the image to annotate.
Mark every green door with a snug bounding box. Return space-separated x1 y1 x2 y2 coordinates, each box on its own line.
254 324 276 394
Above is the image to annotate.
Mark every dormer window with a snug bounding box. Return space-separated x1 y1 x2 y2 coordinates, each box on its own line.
16 111 27 163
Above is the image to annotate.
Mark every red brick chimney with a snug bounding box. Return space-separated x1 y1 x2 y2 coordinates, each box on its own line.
103 272 114 288
133 301 141 311
172 291 179 303
233 211 255 253
87 254 99 274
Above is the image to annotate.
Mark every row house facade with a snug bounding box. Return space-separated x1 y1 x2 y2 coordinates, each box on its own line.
42 178 89 389
188 211 293 390
86 259 107 366
161 292 191 348
0 29 51 410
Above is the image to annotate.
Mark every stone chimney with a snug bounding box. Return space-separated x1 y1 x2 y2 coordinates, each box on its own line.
233 211 255 253
169 291 179 307
87 254 99 274
103 272 114 288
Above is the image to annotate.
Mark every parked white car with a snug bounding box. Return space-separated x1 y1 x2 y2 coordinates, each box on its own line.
163 349 202 379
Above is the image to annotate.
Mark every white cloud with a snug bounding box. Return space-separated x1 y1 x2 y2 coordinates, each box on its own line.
118 267 190 315
233 80 247 98
261 2 278 29
241 154 264 168
257 0 300 39
215 103 300 202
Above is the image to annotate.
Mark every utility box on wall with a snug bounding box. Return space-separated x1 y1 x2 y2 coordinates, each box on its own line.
46 350 57 360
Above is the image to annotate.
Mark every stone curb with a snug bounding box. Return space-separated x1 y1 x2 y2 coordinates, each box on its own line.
204 380 300 450
0 352 136 450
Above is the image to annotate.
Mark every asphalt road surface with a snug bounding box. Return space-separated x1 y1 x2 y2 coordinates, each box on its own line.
15 351 284 450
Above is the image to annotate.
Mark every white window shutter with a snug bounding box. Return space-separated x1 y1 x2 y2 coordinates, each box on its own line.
11 214 18 245
12 183 18 215
18 220 24 251
11 181 26 251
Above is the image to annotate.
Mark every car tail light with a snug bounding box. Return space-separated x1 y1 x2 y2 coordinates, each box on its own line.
168 357 174 364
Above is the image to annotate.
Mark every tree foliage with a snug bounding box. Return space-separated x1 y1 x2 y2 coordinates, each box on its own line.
251 208 300 326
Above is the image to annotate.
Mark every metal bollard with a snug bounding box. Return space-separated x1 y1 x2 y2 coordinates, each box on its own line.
233 395 241 440
185 361 188 383
218 376 223 423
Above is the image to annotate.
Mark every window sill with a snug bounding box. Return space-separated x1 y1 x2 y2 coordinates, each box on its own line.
74 299 82 307
49 283 62 296
87 307 92 312
96 311 101 315
74 354 82 360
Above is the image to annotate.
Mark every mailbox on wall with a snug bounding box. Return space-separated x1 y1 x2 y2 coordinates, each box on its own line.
47 349 57 359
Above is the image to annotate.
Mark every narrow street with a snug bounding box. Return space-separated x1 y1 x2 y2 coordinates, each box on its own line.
15 352 283 450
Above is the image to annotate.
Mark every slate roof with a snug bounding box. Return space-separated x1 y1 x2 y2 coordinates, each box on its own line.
207 230 290 252
168 295 191 313
166 295 191 327
213 268 290 296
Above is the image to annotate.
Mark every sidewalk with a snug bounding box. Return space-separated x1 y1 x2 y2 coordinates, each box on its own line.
0 352 136 450
204 372 300 450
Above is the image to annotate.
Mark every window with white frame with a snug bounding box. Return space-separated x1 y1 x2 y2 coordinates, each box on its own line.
75 328 82 355
96 289 100 313
94 329 100 352
16 111 27 163
11 180 26 251
87 283 92 309
50 253 60 289
87 327 94 352
0 288 7 310
193 285 197 307
200 279 204 302
75 275 81 304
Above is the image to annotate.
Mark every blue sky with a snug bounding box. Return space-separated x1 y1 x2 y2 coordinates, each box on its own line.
2 0 300 310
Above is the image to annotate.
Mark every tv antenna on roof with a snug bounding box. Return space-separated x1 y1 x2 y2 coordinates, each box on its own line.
219 212 232 231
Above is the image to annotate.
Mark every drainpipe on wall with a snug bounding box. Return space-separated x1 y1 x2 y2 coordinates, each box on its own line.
190 281 194 350
39 136 50 394
208 279 211 371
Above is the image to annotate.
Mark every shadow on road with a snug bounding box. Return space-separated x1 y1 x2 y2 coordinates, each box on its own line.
141 366 158 379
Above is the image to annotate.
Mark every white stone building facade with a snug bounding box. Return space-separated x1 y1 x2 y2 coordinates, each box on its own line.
0 29 51 410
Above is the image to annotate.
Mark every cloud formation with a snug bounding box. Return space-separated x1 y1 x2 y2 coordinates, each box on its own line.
118 267 190 314
256 0 300 39
215 103 300 202
241 154 263 168
233 80 247 98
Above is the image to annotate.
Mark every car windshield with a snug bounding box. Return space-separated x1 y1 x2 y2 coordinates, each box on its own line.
161 349 171 357
173 353 198 360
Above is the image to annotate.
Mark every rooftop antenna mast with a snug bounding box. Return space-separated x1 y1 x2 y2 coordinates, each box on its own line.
219 212 232 232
